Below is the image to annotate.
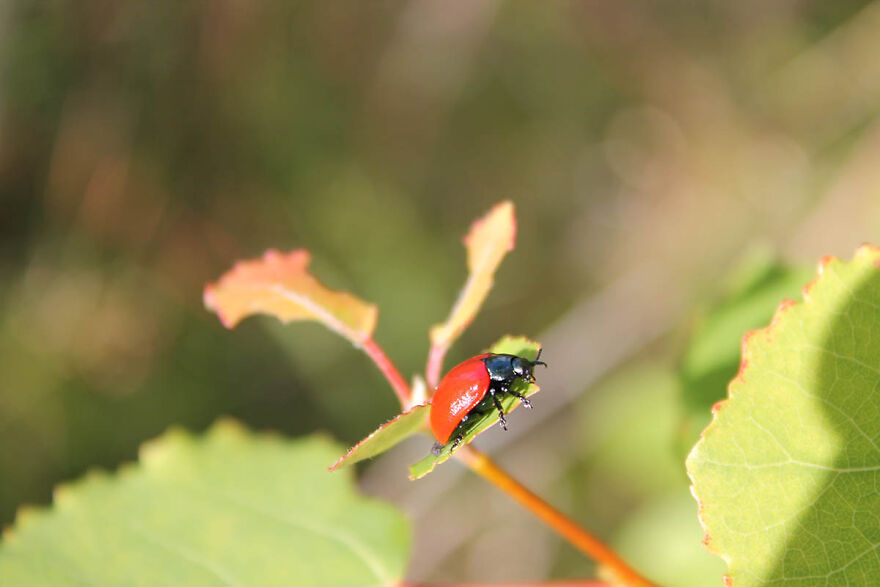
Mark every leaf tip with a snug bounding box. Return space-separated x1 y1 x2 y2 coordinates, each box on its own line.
407 460 437 481
330 404 431 471
328 454 348 472
464 200 517 252
326 439 365 472
361 305 379 342
203 283 234 328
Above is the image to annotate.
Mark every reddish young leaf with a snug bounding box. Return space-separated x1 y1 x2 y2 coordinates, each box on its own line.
329 404 430 470
429 202 516 351
204 249 377 345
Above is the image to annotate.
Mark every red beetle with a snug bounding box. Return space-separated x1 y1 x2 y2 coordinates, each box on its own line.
430 350 546 454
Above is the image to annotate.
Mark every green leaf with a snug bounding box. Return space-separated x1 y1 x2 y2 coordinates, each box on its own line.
687 245 880 585
330 404 430 470
410 336 542 480
0 420 410 586
677 249 812 454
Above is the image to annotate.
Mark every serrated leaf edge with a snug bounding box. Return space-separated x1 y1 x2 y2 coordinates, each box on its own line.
685 244 880 583
1 419 355 544
329 404 430 471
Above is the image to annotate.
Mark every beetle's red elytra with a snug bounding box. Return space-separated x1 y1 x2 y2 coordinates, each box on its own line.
429 350 546 455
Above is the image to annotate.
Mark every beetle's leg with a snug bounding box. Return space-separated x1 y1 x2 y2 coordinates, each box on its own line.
507 388 532 409
488 388 508 430
499 383 532 409
437 415 470 455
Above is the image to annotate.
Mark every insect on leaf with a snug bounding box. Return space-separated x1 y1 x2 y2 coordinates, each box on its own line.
687 245 880 585
429 202 516 349
410 336 542 480
204 249 377 346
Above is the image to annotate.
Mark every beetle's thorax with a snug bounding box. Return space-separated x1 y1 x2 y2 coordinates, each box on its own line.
482 354 521 382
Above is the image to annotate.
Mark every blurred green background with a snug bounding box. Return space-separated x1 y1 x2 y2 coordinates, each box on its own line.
2 1 880 584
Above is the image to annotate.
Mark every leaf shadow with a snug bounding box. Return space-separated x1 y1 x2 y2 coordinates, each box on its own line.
765 261 880 583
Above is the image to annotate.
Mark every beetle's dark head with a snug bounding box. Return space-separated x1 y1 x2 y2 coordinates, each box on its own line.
511 348 548 383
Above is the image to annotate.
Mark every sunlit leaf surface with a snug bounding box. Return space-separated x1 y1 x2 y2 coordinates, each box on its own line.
429 202 516 349
204 249 377 345
687 245 880 585
0 421 410 586
410 336 542 480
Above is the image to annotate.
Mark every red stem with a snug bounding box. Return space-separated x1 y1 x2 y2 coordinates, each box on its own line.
425 342 448 391
362 338 411 408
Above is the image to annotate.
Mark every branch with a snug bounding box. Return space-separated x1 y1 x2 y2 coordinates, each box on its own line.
455 446 657 587
362 338 411 408
425 342 448 391
400 583 608 587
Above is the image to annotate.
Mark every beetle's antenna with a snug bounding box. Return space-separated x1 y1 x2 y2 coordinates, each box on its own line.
532 348 548 368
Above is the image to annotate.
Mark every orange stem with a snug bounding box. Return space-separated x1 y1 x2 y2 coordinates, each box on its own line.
400 583 608 586
456 446 657 587
362 338 411 408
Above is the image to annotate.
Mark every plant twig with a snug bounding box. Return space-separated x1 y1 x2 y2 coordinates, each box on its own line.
425 342 448 391
456 446 657 587
362 338 412 408
400 582 608 587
